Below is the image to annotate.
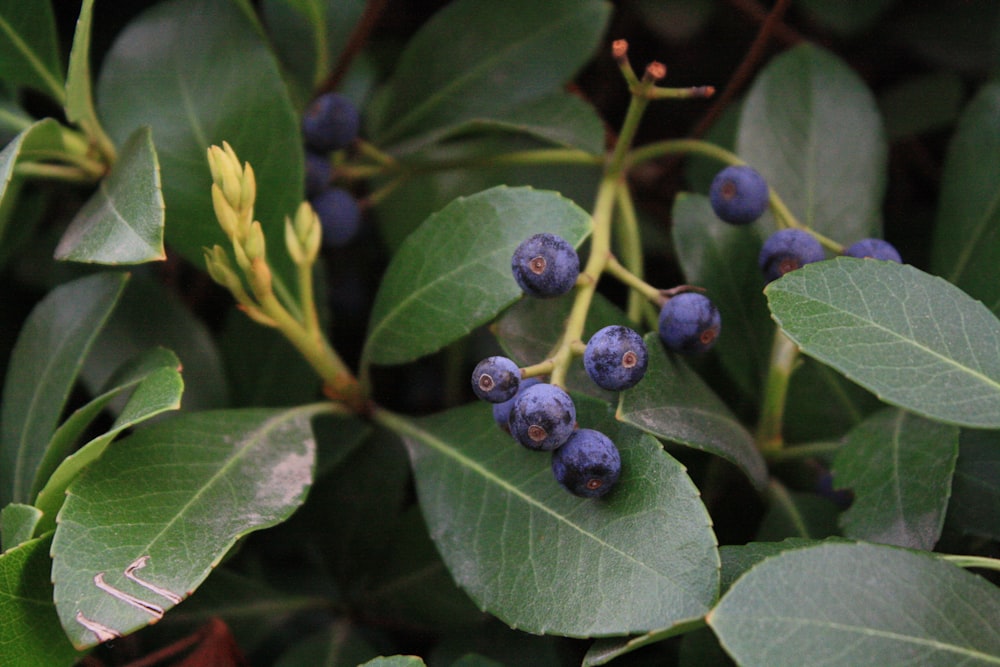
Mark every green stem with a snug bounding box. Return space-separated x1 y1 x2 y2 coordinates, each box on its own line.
340 147 601 182
14 162 97 183
604 255 661 304
938 554 1000 573
613 184 646 323
755 328 799 454
765 440 843 464
767 477 811 538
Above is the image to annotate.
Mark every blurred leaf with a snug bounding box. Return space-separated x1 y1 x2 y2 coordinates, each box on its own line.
0 271 127 508
619 333 768 490
632 0 715 43
96 0 303 289
766 258 1000 429
671 193 771 398
382 397 720 637
737 44 887 243
366 0 611 147
493 290 629 402
796 0 897 36
718 538 834 594
54 126 165 264
360 657 426 667
932 81 1000 315
374 133 600 251
755 486 840 542
708 542 1000 666
945 429 1000 540
879 72 964 141
0 0 65 101
0 503 41 551
833 408 958 550
0 534 79 667
364 186 592 366
52 405 324 649
782 357 881 443
273 620 379 667
892 1 1000 75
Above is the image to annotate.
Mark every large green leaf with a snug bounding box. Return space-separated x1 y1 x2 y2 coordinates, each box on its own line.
766 258 1000 428
0 0 64 101
381 398 720 637
833 408 958 550
709 542 1000 666
0 272 128 508
932 82 1000 315
365 0 611 147
363 186 592 367
945 429 1000 541
54 126 166 264
51 405 325 649
619 333 768 490
737 44 887 242
96 0 303 288
0 534 79 667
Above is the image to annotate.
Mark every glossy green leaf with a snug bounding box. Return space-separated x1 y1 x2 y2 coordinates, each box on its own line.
364 186 592 366
96 0 303 288
366 0 611 147
0 503 41 551
0 0 65 101
0 272 128 508
34 351 185 535
833 408 958 550
737 44 887 242
51 405 325 649
381 398 719 637
932 82 1000 315
0 534 79 667
619 333 768 490
946 429 1000 540
671 193 771 398
709 542 1000 666
766 258 1000 428
54 126 166 264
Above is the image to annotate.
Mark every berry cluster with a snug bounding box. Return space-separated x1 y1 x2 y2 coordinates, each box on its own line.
302 92 363 247
708 164 902 282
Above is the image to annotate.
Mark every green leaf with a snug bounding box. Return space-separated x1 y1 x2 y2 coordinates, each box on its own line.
718 538 835 594
737 44 887 242
51 405 324 649
96 0 303 288
582 619 707 667
708 542 1000 666
380 398 720 637
33 349 185 535
0 271 128 508
63 0 114 160
0 0 65 102
0 119 65 249
946 429 1000 540
366 0 611 147
833 408 958 550
766 258 1000 429
0 534 79 667
619 333 768 490
755 487 840 541
932 82 1000 315
795 0 897 36
360 657 426 667
54 126 166 264
363 186 592 366
671 193 772 398
879 72 964 141
0 503 41 551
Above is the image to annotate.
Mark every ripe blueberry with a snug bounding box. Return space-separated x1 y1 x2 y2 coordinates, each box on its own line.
312 188 361 247
511 233 580 298
471 356 520 403
584 326 648 391
493 377 542 431
844 238 901 263
551 429 621 498
305 152 330 198
709 165 769 225
658 292 721 354
302 92 360 154
758 228 825 283
508 383 576 451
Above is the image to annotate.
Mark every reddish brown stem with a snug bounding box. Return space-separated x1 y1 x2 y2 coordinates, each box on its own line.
316 0 389 95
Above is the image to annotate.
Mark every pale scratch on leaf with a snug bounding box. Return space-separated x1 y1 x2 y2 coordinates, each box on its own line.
75 611 120 643
125 555 183 604
94 572 164 618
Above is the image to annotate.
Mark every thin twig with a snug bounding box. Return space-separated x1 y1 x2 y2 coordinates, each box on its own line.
317 0 390 95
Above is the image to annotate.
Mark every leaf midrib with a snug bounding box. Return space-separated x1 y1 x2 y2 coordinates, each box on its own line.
0 13 64 102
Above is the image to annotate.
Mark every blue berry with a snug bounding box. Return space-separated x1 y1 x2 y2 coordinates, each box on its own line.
508 383 576 451
658 292 721 354
709 165 769 225
759 229 825 283
305 152 330 198
471 356 520 403
493 377 542 431
584 326 648 391
302 92 360 154
844 238 901 263
551 429 621 498
312 188 361 247
511 233 579 298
